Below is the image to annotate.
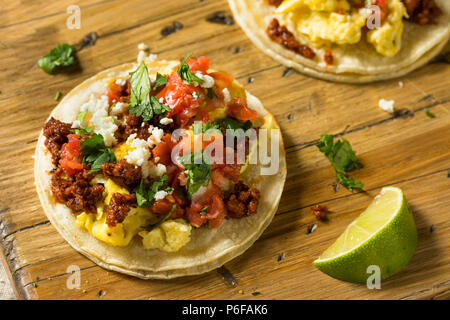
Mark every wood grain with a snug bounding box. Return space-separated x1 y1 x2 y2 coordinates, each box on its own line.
0 0 449 300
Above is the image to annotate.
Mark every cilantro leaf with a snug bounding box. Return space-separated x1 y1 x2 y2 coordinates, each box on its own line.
128 62 171 121
71 126 94 136
221 117 252 131
80 133 116 174
134 175 173 208
316 134 363 192
153 73 169 91
177 53 204 85
336 173 363 192
37 44 76 74
192 121 221 135
181 152 212 198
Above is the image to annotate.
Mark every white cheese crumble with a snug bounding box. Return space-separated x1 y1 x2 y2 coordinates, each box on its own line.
154 190 170 201
192 91 198 99
222 88 231 103
124 134 152 178
398 81 404 88
80 94 118 146
115 78 126 86
194 72 215 88
110 102 127 116
160 117 173 125
138 43 149 51
71 120 81 128
378 99 395 114
147 126 164 147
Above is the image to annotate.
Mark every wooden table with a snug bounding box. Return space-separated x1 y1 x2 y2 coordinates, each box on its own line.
0 0 449 300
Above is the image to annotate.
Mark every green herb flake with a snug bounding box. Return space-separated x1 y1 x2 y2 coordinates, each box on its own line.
221 117 252 131
200 206 209 215
134 175 173 208
177 53 204 85
128 62 171 121
424 108 436 118
316 134 363 192
54 90 61 101
181 152 212 199
80 133 116 174
153 72 169 91
37 44 76 74
251 291 261 296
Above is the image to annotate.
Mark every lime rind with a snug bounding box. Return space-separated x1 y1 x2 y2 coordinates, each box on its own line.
313 187 418 283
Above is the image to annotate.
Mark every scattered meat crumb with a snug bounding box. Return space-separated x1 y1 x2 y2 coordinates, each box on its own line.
277 252 286 262
311 204 328 220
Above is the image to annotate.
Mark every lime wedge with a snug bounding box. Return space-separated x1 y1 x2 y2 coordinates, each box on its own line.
314 187 417 283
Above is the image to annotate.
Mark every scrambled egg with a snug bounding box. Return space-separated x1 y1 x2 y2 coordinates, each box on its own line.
276 0 407 56
113 142 134 161
76 178 192 251
366 0 406 56
139 219 192 253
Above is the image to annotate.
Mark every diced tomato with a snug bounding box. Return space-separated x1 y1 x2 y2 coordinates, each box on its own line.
187 56 210 74
186 182 227 228
59 134 84 175
373 0 388 23
157 72 203 127
151 197 185 219
106 80 129 105
227 97 258 122
152 134 177 166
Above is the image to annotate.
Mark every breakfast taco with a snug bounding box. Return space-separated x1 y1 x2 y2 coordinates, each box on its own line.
34 52 286 279
228 0 450 83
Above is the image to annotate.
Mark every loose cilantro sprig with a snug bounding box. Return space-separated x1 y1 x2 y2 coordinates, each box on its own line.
128 62 171 121
316 134 363 192
134 175 174 208
37 44 76 74
181 152 212 199
177 53 204 85
80 133 116 174
153 73 169 91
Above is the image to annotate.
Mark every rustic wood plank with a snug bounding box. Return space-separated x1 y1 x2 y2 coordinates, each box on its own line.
15 170 450 299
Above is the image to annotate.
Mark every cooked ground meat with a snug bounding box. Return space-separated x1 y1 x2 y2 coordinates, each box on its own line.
101 159 142 188
267 18 316 59
51 168 104 213
115 114 151 142
403 0 442 25
43 117 72 164
106 193 137 227
225 181 260 218
324 50 333 66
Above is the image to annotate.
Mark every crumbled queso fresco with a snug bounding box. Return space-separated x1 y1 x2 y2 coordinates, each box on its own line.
80 94 118 146
194 72 215 88
378 99 395 114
